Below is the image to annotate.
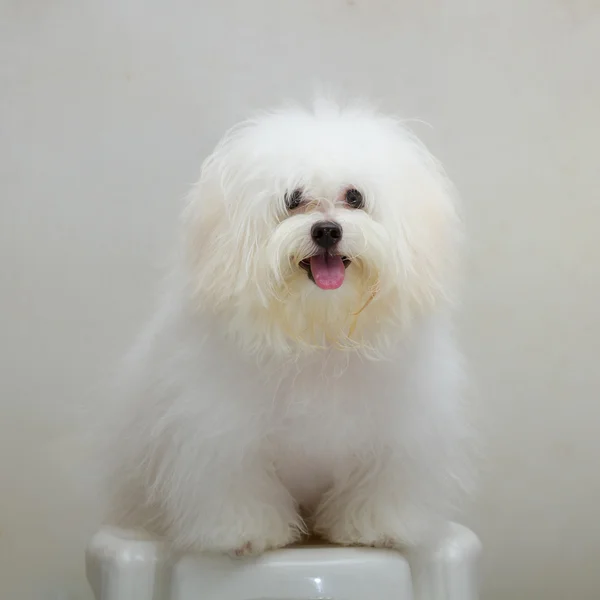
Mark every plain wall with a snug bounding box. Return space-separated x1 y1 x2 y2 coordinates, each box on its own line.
1 1 599 598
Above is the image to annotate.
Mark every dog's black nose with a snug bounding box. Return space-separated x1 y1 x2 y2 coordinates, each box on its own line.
311 221 342 249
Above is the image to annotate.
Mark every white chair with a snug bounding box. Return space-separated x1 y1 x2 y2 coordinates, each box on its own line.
86 523 480 600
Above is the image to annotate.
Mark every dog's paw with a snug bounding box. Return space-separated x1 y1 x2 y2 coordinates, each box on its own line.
170 500 305 557
223 525 302 558
227 529 298 557
315 499 434 550
320 526 409 550
230 541 255 558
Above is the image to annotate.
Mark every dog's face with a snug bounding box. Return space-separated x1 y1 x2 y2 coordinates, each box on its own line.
184 102 460 356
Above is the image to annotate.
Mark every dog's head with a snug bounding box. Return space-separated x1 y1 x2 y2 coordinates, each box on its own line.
183 101 460 357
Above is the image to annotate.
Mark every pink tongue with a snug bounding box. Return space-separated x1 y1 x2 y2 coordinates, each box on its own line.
309 254 346 290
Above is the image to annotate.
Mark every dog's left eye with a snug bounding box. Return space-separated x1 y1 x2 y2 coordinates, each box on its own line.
345 188 364 209
284 188 303 210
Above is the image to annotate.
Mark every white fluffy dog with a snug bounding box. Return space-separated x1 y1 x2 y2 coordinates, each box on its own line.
104 99 471 556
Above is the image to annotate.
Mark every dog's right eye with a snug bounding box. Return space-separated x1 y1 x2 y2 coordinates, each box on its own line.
284 188 303 210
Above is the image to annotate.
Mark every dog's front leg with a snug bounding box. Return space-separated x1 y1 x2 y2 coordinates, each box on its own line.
156 445 305 556
313 449 448 550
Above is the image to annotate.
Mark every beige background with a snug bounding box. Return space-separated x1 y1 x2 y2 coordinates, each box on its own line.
1 1 599 598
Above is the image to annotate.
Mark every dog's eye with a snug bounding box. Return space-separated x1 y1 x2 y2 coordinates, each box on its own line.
285 188 303 210
345 188 364 209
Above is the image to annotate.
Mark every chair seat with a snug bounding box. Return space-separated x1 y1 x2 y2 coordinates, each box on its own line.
86 523 480 600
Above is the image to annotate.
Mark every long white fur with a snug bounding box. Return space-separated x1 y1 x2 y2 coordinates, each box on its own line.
101 99 473 556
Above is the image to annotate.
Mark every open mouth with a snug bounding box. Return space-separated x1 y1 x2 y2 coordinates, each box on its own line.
299 253 351 290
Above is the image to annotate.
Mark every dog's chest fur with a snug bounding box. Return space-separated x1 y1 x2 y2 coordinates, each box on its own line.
265 351 399 509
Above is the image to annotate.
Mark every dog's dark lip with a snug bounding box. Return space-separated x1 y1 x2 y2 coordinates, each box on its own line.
299 254 351 283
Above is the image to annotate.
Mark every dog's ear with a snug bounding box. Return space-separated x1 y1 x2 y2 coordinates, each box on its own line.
381 125 462 315
182 170 242 309
399 144 462 311
181 130 264 310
